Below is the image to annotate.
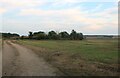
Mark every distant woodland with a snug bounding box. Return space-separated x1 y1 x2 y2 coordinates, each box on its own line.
2 30 84 40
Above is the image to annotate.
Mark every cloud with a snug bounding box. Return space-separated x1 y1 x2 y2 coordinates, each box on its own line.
1 0 45 7
1 0 118 9
16 5 118 33
1 0 118 35
0 0 47 12
54 0 118 3
0 8 7 14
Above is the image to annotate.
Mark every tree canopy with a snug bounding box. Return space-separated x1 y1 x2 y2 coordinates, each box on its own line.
25 30 84 40
2 30 84 40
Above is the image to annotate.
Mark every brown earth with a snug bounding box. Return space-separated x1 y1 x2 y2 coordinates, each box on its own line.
3 41 60 76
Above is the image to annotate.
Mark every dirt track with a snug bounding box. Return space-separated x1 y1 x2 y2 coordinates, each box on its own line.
3 41 58 76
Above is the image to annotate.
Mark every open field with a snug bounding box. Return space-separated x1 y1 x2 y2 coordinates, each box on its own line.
15 39 119 76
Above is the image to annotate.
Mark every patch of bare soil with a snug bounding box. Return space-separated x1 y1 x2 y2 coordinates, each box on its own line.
3 41 60 76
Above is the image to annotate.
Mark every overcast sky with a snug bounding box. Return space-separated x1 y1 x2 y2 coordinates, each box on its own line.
0 0 118 35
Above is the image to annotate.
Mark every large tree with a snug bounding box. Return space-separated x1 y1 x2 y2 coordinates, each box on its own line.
77 33 84 40
33 31 47 40
70 30 84 40
48 31 59 40
70 30 77 40
59 31 69 39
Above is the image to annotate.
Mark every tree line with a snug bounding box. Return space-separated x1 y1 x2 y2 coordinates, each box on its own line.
2 30 84 40
2 33 20 39
26 30 84 40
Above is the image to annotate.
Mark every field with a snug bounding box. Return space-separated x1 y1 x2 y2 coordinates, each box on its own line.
16 39 118 76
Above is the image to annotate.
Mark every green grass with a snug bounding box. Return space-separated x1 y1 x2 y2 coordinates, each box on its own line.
17 39 118 64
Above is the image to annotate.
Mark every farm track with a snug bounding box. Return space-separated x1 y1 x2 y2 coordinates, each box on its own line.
2 41 58 76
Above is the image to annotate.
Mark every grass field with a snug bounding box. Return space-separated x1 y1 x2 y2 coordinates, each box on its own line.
16 39 118 76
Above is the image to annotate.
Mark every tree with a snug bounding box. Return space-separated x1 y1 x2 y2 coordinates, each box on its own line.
28 31 33 39
33 31 47 40
70 30 84 40
79 33 84 40
2 33 20 39
12 33 20 37
77 33 84 40
48 31 59 40
70 30 77 40
26 30 84 40
59 31 69 39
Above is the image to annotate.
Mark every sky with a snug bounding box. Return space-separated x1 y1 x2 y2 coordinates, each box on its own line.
0 0 118 35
